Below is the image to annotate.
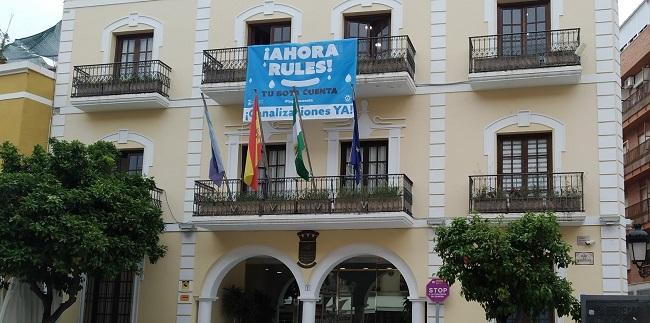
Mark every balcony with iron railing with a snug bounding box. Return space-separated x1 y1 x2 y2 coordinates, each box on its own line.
623 81 650 122
468 28 582 90
469 172 584 214
626 199 650 226
200 35 416 104
192 174 414 230
70 60 172 111
624 141 650 181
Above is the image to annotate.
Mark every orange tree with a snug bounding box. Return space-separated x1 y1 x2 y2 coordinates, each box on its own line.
434 213 581 323
0 139 166 323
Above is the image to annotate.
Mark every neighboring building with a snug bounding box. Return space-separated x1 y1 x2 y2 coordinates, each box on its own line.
0 21 60 153
52 1 624 323
0 55 57 153
621 1 650 296
620 0 649 50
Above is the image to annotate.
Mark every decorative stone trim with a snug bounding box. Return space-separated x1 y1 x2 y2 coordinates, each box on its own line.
234 1 303 46
594 0 627 295
100 130 154 175
100 13 164 63
483 111 566 174
323 100 405 175
176 1 214 322
51 8 76 139
331 0 403 38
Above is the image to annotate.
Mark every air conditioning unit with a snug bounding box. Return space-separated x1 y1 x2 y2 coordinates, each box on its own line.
624 77 635 89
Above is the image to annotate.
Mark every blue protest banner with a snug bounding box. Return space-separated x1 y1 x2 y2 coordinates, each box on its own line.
243 39 357 122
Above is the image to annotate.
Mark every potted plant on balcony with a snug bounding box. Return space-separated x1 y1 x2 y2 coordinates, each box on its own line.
471 185 507 213
195 190 236 216
366 185 402 212
507 187 547 213
262 191 297 215
232 191 262 215
296 189 331 214
548 186 582 212
334 186 364 213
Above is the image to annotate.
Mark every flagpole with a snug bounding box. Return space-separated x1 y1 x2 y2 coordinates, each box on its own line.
293 88 317 191
254 90 272 195
201 93 233 198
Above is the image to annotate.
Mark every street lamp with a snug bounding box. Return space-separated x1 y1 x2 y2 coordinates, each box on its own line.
626 224 650 278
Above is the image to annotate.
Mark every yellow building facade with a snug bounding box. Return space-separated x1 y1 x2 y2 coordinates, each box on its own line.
0 61 55 152
52 0 625 323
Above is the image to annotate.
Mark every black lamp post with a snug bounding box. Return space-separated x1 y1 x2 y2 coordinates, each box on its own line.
626 224 650 278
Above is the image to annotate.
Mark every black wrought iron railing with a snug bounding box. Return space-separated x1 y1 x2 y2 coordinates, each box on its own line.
469 172 584 213
193 174 412 216
623 81 650 119
626 199 650 225
150 186 163 209
72 60 171 97
469 28 581 73
202 35 416 83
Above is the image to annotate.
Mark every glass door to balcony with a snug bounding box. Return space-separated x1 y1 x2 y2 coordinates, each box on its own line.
498 1 549 57
344 14 391 59
341 140 388 189
241 144 287 195
115 33 154 78
248 21 291 45
498 133 551 196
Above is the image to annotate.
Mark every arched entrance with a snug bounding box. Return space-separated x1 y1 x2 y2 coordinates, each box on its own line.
317 256 411 322
304 244 425 323
197 246 307 323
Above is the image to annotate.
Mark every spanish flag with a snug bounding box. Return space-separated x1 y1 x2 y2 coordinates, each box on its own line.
243 95 262 190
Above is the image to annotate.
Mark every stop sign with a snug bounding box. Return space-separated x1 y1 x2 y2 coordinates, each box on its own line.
426 278 450 303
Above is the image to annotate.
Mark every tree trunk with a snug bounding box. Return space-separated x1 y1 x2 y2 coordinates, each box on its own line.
28 282 77 323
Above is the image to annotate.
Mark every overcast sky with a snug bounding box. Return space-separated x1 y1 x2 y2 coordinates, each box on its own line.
0 0 646 40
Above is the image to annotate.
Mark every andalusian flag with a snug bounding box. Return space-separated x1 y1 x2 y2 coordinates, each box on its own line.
243 95 262 190
292 95 310 181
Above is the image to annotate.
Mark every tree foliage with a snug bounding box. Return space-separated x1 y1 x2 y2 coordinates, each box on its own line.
434 213 581 323
0 139 166 323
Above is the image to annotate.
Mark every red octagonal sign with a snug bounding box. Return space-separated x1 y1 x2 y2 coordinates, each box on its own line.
426 278 450 303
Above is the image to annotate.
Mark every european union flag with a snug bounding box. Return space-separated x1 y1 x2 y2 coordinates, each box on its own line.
350 99 362 185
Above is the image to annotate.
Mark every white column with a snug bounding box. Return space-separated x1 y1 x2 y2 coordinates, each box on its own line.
285 133 297 177
300 297 318 323
410 298 427 323
388 128 401 174
197 297 215 323
226 135 240 179
326 131 340 176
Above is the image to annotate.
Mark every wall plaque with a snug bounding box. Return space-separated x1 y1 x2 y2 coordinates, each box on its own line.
575 252 594 265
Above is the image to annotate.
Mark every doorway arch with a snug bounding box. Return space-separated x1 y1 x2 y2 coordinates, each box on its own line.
308 244 418 299
197 245 307 323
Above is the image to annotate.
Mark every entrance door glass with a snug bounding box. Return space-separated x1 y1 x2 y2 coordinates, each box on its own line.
317 256 410 323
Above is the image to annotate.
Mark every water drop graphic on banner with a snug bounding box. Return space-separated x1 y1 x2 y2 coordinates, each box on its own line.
345 74 352 83
328 75 332 80
269 80 275 88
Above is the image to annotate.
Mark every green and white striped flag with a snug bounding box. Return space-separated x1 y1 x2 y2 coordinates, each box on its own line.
293 95 310 181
